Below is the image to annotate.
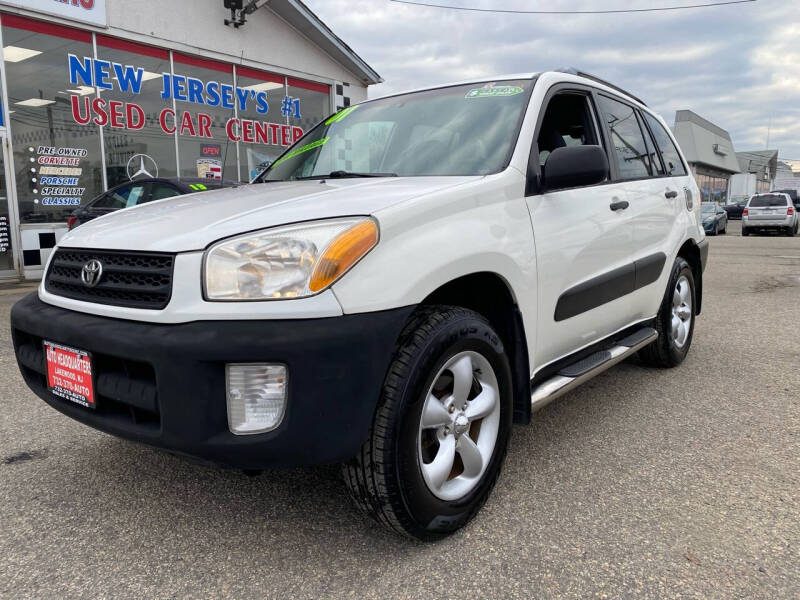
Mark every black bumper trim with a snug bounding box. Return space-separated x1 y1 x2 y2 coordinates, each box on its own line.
11 294 414 468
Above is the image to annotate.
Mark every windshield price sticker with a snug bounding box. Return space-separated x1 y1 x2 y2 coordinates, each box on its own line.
465 85 524 99
44 342 95 409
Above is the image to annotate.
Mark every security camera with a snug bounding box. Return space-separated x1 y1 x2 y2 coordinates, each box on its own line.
224 0 246 28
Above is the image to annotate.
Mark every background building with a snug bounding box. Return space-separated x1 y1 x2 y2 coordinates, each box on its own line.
773 160 800 192
728 149 777 203
672 110 740 205
0 0 380 279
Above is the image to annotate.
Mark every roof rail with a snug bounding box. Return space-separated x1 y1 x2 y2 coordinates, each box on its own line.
554 68 647 107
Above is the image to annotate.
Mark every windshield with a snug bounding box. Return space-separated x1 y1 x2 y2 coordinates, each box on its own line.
750 194 788 207
701 203 716 214
256 80 534 181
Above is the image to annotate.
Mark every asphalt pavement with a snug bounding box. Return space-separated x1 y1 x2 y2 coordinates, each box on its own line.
1 220 798 599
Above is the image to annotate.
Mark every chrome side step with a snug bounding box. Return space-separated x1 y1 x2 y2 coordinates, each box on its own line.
530 327 658 413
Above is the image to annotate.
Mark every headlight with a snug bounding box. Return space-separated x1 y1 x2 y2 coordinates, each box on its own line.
204 217 378 300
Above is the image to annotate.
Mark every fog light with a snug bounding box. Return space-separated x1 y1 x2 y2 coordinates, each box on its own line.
226 364 287 435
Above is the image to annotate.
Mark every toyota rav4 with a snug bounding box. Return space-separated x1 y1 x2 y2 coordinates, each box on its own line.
11 70 708 540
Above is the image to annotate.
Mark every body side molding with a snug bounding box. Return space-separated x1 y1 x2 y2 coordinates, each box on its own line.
554 252 667 321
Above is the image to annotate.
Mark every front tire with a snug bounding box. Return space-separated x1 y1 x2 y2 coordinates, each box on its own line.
639 257 696 368
342 306 513 541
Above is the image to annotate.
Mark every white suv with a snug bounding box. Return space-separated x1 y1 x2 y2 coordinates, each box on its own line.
11 70 707 540
742 192 798 236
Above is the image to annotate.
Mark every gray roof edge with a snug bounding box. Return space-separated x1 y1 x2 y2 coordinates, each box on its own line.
736 149 778 159
675 110 732 141
271 0 382 85
691 160 740 174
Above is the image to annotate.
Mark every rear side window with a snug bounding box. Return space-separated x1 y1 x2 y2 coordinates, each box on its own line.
643 113 687 176
150 183 182 202
749 194 789 207
93 183 147 209
597 95 651 180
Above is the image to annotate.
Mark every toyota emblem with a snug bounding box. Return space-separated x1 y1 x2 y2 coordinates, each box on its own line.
81 259 104 288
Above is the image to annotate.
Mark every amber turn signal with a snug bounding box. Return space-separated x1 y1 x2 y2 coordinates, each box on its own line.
309 220 379 292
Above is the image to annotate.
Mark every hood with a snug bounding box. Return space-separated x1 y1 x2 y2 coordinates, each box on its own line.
59 177 478 252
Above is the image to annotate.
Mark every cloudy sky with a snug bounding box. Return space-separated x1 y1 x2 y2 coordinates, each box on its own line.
305 0 800 162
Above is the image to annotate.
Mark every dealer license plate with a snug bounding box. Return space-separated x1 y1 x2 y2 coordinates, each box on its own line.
44 341 96 409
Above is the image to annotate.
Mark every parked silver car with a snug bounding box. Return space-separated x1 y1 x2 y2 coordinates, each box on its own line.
742 193 798 237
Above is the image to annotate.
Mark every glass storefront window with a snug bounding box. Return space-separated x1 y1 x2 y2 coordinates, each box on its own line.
3 15 103 224
236 66 287 181
696 172 729 204
96 36 176 188
286 77 330 134
1 12 335 234
171 54 237 183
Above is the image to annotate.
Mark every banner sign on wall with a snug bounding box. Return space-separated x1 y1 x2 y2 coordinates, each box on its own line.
0 0 107 28
68 54 306 147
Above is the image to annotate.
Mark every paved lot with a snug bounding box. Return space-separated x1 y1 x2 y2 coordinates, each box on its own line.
1 221 798 599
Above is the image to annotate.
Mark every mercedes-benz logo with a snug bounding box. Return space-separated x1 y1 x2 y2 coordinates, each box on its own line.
126 154 158 181
81 259 104 288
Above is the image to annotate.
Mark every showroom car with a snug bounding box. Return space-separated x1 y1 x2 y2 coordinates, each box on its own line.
68 178 239 229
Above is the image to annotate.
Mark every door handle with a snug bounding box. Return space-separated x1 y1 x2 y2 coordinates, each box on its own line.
665 190 678 199
609 200 629 211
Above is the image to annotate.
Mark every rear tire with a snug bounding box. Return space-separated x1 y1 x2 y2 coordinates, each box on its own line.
342 306 513 541
742 226 749 236
639 257 695 368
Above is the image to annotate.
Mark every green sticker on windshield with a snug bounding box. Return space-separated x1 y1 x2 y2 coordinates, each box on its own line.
465 85 524 99
325 105 359 125
272 137 330 168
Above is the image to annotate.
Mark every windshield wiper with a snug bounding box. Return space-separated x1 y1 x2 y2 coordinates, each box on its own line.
297 171 398 180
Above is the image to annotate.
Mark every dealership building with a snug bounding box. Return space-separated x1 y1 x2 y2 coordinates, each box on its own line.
671 109 741 205
0 0 380 279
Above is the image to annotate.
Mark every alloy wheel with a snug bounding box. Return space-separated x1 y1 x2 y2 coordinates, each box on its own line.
417 351 500 501
671 275 693 349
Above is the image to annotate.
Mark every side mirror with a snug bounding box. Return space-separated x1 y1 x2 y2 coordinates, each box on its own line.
542 145 609 193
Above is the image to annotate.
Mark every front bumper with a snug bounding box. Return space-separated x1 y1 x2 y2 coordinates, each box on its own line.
11 293 413 468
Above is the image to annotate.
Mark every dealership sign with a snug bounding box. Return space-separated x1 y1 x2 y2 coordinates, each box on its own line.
0 0 107 27
68 55 305 147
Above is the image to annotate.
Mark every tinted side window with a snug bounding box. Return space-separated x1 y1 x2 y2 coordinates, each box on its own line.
597 95 651 180
95 183 147 209
149 183 183 202
643 113 687 176
637 111 664 175
536 92 600 168
92 192 124 210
